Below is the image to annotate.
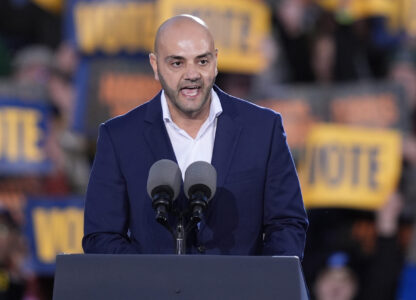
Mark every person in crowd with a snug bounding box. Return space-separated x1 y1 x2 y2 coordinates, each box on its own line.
47 42 90 195
397 219 416 300
313 251 359 300
389 47 416 300
0 209 27 300
312 193 405 300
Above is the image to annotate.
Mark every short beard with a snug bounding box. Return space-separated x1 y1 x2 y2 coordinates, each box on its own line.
158 70 215 116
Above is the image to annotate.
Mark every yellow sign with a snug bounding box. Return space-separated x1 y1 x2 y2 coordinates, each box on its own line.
33 207 84 263
397 0 416 36
299 124 402 210
316 0 416 34
157 0 270 73
75 1 155 54
317 0 394 20
0 107 44 162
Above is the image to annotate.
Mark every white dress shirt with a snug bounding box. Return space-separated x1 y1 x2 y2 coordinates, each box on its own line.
161 89 223 177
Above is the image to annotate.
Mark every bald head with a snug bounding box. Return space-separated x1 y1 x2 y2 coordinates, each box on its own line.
154 15 215 54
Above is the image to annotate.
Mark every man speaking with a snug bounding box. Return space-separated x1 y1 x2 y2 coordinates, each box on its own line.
82 15 308 258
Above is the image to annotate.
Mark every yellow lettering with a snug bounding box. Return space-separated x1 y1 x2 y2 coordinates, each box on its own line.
0 107 45 162
102 4 119 54
65 208 84 252
126 3 155 51
75 3 96 54
75 2 155 54
5 108 19 161
94 5 107 53
33 208 84 263
307 144 381 190
23 110 44 162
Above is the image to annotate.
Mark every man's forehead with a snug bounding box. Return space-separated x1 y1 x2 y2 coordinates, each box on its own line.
160 25 211 44
157 31 215 58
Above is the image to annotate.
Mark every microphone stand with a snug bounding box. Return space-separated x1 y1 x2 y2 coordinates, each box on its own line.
175 215 186 255
154 207 191 255
175 192 209 254
175 209 204 255
154 198 208 255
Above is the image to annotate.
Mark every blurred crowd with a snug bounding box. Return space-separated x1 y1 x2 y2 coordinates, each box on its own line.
1 0 416 299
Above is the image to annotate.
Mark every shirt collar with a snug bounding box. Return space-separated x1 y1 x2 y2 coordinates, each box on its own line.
161 89 223 124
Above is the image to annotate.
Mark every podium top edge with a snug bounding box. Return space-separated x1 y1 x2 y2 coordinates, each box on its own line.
56 253 300 260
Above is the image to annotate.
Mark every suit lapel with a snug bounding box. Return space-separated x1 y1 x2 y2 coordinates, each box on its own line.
143 93 177 163
211 87 242 189
211 113 242 189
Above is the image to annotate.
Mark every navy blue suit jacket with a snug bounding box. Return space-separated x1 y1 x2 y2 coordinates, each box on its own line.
83 86 308 258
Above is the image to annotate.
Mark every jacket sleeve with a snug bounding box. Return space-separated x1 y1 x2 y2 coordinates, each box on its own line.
82 123 140 254
262 113 308 259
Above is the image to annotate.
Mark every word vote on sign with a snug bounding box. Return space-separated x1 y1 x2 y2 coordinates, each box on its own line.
299 124 402 210
0 103 51 174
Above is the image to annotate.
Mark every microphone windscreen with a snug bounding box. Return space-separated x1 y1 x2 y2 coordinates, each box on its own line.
184 161 217 201
147 159 182 200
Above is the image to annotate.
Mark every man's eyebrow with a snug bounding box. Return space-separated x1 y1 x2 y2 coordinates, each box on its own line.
165 53 214 61
165 55 185 61
196 52 214 59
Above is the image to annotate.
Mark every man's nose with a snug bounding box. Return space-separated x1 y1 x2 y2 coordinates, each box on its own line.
184 63 201 81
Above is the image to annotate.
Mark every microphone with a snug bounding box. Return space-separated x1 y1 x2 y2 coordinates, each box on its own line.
184 161 217 223
147 159 182 224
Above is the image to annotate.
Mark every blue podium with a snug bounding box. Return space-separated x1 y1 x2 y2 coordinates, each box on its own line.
53 254 309 300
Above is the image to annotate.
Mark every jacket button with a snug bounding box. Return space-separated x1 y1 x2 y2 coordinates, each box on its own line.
197 245 206 253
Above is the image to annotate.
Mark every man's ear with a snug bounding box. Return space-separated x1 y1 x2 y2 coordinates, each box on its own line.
149 53 159 81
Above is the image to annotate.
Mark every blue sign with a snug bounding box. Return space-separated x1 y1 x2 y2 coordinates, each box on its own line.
25 197 84 275
0 100 52 175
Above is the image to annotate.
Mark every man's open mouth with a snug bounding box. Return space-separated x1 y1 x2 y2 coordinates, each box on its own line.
180 86 201 97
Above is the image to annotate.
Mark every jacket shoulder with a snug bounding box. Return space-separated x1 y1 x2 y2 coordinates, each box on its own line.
216 87 282 123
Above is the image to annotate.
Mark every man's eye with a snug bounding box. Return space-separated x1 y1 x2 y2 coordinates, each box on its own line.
199 59 209 65
171 61 182 67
